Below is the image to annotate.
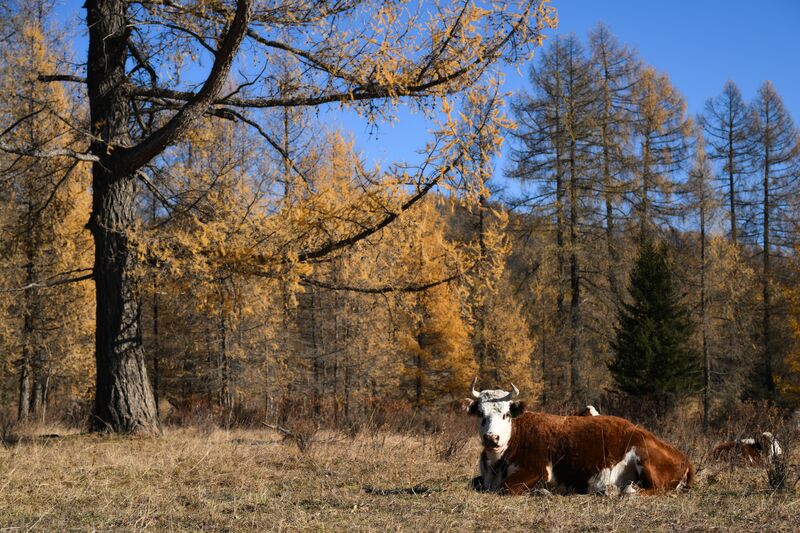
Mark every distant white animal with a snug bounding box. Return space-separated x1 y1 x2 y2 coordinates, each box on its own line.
576 405 600 416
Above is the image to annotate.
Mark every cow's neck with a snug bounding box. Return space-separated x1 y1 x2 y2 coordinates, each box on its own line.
483 444 508 466
480 449 509 492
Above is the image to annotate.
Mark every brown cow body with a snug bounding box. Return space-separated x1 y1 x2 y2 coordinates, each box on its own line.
463 381 694 496
479 412 694 495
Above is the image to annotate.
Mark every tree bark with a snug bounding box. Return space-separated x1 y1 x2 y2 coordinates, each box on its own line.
88 167 159 433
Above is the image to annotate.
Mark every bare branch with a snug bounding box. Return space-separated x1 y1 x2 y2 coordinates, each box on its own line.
163 23 216 54
38 74 87 84
119 0 253 174
136 169 175 213
128 1 540 110
128 40 158 86
208 107 310 187
0 107 45 138
296 170 445 263
0 269 94 293
244 29 363 86
0 141 99 162
299 272 462 294
35 160 81 216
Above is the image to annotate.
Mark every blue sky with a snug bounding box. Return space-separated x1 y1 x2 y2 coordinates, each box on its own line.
338 0 800 189
327 0 800 195
54 0 800 191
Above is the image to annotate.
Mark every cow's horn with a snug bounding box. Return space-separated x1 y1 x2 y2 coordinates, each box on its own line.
498 383 519 402
470 377 480 399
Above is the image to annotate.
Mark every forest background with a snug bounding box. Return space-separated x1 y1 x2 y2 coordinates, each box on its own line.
2 0 800 435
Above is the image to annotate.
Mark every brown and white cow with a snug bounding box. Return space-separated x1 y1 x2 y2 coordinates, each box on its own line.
712 432 783 467
712 438 763 466
576 405 600 417
463 379 695 495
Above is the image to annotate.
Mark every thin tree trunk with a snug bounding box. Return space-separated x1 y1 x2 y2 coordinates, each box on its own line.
344 335 351 421
218 300 230 410
568 140 581 400
727 104 738 246
603 142 620 303
700 194 710 430
640 138 651 238
540 314 547 406
598 58 621 304
555 137 565 319
309 287 322 415
762 137 774 396
17 258 34 422
415 330 423 407
30 376 45 421
477 190 489 376
554 140 566 395
151 199 160 417
17 346 31 422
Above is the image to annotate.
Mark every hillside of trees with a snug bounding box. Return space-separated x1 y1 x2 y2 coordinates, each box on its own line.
1 1 799 433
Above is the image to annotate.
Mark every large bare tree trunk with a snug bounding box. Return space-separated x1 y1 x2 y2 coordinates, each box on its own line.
86 0 159 433
84 0 250 433
89 168 159 433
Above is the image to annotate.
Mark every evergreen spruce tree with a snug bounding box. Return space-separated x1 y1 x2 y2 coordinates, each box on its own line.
609 239 700 397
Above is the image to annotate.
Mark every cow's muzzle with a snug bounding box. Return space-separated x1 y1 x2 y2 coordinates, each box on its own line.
483 433 501 448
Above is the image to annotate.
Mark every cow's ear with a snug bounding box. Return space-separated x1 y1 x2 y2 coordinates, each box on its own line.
461 398 480 416
460 398 475 414
510 401 526 418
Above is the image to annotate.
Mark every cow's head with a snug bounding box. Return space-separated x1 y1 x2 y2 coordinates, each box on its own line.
462 377 526 452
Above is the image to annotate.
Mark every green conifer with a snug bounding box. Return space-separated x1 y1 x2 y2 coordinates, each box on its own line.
609 238 700 397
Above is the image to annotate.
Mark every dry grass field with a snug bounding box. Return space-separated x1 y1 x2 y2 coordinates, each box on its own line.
0 423 798 532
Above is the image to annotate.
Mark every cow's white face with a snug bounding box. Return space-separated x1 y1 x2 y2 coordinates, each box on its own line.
464 389 525 458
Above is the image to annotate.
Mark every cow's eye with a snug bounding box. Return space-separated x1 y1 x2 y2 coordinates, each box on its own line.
481 418 487 427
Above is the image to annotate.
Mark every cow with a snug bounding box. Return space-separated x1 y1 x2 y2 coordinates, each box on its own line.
463 378 695 496
711 438 763 466
712 432 783 467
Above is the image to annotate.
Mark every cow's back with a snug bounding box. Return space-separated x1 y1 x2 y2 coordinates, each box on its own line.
506 412 692 493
